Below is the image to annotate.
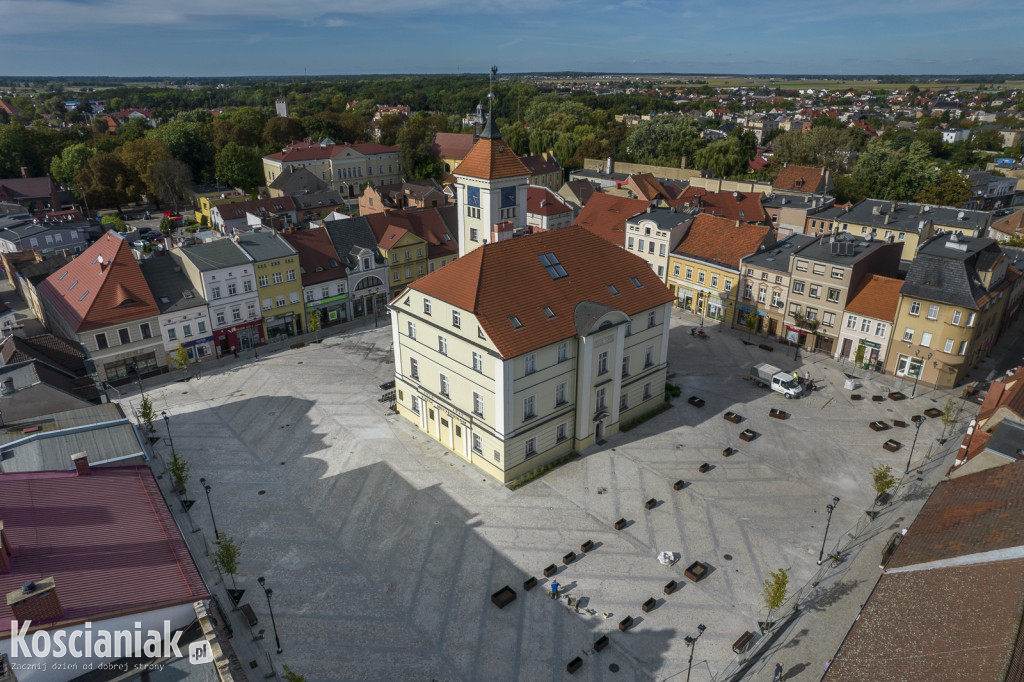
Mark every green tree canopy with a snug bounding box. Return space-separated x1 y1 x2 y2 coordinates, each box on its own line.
693 129 756 178
850 138 939 201
916 168 972 207
262 116 305 147
74 152 131 210
624 115 704 167
215 142 264 191
376 114 405 146
147 120 214 182
397 115 444 181
150 159 192 212
116 137 172 200
50 143 95 185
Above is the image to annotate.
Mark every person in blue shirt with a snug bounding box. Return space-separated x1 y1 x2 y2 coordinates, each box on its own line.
550 580 559 600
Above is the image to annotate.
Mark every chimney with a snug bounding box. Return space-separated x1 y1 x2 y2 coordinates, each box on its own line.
605 157 613 175
7 577 63 624
0 521 12 574
884 213 891 225
735 220 740 227
872 204 880 215
71 451 90 476
19 167 28 179
1 378 13 396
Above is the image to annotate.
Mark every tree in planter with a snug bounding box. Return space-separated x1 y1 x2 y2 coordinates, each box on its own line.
159 215 176 237
939 398 959 443
743 311 758 338
139 395 156 432
281 667 306 682
309 309 322 343
170 343 189 380
168 451 191 493
214 535 242 588
871 463 897 503
761 567 790 632
854 343 865 368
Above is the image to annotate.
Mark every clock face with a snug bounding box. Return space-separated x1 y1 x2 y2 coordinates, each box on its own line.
501 186 517 208
467 186 480 208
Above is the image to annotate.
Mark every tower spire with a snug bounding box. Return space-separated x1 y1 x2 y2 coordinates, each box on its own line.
480 65 502 140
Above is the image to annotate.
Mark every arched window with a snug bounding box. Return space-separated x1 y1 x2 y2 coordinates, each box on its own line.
355 276 383 291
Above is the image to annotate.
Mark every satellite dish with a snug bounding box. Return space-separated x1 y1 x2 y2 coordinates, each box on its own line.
97 255 104 265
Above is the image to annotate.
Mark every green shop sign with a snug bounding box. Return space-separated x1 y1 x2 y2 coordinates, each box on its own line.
306 293 348 308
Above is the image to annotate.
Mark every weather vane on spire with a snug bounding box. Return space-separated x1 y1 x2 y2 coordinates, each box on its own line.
488 66 497 115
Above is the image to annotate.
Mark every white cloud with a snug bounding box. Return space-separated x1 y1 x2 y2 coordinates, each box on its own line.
324 18 346 27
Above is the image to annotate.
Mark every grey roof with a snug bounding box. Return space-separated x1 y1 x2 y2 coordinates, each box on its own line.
268 167 329 194
175 238 250 271
984 419 1024 461
571 169 632 183
900 233 1005 310
479 111 502 140
840 199 932 234
760 193 831 210
0 409 146 473
234 230 297 262
0 217 88 240
807 205 848 220
322 217 384 269
626 206 697 229
742 233 816 272
790 232 892 266
574 301 620 336
292 190 345 210
139 256 208 314
18 254 72 286
901 203 990 231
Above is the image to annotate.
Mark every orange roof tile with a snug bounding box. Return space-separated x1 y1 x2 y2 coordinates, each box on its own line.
527 186 572 217
37 231 158 332
573 193 650 247
773 165 826 193
626 173 667 202
844 274 902 322
668 187 768 223
671 213 772 270
453 137 531 181
364 208 458 260
407 227 674 359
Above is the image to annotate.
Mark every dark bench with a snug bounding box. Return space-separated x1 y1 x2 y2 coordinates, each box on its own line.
769 408 788 420
240 603 258 627
645 498 658 510
614 518 627 530
491 586 517 609
699 462 711 473
685 561 708 582
869 421 890 432
883 439 902 452
732 630 755 654
739 429 758 442
642 597 657 613
924 408 942 418
688 396 705 407
673 479 686 490
724 411 742 423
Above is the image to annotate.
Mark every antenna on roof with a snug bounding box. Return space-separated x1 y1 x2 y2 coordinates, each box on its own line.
488 66 497 120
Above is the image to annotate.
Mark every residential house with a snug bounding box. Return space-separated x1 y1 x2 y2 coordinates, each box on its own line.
193 189 248 225
0 335 98 420
760 193 834 236
291 190 347 223
835 199 935 262
0 216 89 255
666 213 774 325
173 239 262 355
903 203 991 238
209 196 297 234
266 166 329 198
940 128 970 143
735 234 816 338
521 153 564 191
772 165 833 196
0 463 207 679
36 231 166 384
837 274 902 368
557 179 600 213
234 231 304 340
624 205 699 282
358 179 448 216
322 217 390 322
669 187 770 225
430 132 476 175
389 226 674 482
885 233 1010 389
451 115 531 256
365 208 459 297
824 462 1024 682
0 175 63 213
139 256 213 364
623 173 669 202
988 208 1024 242
3 252 71 327
783 233 902 355
952 367 1024 477
281 228 350 329
964 170 1017 210
262 139 403 205
526 186 574 232
574 193 650 247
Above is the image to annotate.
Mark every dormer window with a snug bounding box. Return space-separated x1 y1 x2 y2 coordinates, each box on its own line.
607 284 620 296
509 316 523 329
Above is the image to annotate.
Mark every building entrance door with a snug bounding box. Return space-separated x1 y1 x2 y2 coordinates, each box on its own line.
840 337 853 360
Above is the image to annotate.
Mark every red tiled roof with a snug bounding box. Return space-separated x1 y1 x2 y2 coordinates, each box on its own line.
407 227 674 359
990 209 1024 237
430 133 475 160
364 208 458 261
976 367 1024 427
668 187 768 223
844 274 902 322
773 165 826 193
626 173 667 202
573 193 650 247
350 142 399 155
37 231 159 332
671 213 772 270
213 196 296 221
520 154 562 176
888 460 1024 570
281 228 346 286
0 176 54 200
0 466 208 635
527 186 572 217
453 137 531 181
265 141 397 163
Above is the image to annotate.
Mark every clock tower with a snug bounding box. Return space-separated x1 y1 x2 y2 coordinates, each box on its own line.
452 67 531 257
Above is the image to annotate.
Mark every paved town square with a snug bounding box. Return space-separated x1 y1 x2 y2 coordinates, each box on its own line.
132 310 968 681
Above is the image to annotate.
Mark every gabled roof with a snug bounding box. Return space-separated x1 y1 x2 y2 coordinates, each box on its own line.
37 231 159 332
138 256 207 314
990 209 1024 237
281 228 347 286
0 466 208 636
267 166 329 195
430 132 476 160
0 176 55 200
233 230 298 262
406 227 674 359
0 333 87 377
364 208 458 260
559 179 600 207
975 367 1024 427
900 234 1005 310
527 186 573 217
321 217 383 270
0 359 99 406
174 238 250 272
18 254 72 287
211 196 296 222
626 173 668 202
453 137 531 181
520 153 562 176
573 193 650 247
844 274 902 322
773 165 826 193
669 187 768 223
350 142 399 156
671 213 772 271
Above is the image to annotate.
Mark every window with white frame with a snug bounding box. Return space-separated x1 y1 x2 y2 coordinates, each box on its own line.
644 345 654 367
259 275 269 287
648 310 657 328
903 328 914 342
827 288 840 303
423 299 431 315
408 322 416 340
525 438 537 458
875 322 886 337
555 382 567 406
812 264 825 275
698 271 705 284
622 357 630 377
596 387 606 410
525 354 536 375
847 316 858 330
809 284 821 298
822 312 835 327
758 288 766 303
472 352 483 372
410 358 419 380
182 324 192 338
927 304 939 320
861 318 871 333
724 279 732 292
523 395 536 419
958 340 968 355
744 283 752 300
473 392 483 416
967 312 976 327
673 264 680 277
216 311 226 326
711 275 719 289
273 272 283 285
771 291 782 307
830 268 844 279
921 332 932 347
227 283 237 296
909 301 921 316
558 342 568 363
943 338 954 353
643 382 652 400
620 393 628 410
438 336 447 355
276 295 286 308
452 311 461 328
166 328 177 341
805 307 818 321
556 423 568 442
262 298 273 311
685 267 693 281
793 280 805 294
598 350 609 375
951 310 962 326
472 433 482 453
439 374 450 398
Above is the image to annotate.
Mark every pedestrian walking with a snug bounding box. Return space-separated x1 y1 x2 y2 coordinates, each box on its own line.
550 579 559 600
231 346 238 359
792 371 799 384
773 662 784 681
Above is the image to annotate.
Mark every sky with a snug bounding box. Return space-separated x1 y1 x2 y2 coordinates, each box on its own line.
0 0 1021 77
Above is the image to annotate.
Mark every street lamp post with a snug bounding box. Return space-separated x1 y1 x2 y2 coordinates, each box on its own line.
817 497 840 565
910 350 932 398
129 363 146 402
199 477 219 541
905 415 926 474
257 576 282 654
161 411 175 453
684 623 706 682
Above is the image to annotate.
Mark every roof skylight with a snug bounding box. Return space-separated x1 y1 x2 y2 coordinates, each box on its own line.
538 252 567 279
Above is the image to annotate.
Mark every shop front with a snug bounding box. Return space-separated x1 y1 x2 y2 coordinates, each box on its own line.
307 293 349 327
215 319 264 355
102 351 161 384
735 304 768 334
677 285 728 323
784 324 808 349
183 335 214 362
264 312 297 341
